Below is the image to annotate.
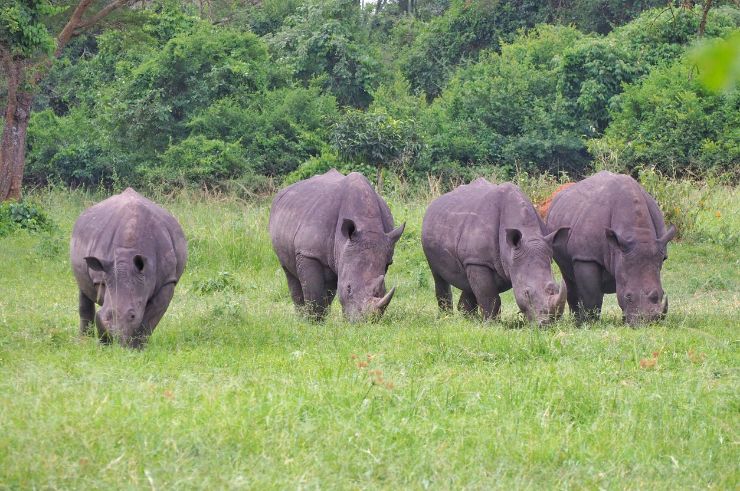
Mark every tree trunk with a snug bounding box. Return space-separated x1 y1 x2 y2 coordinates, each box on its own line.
698 0 713 36
0 61 34 201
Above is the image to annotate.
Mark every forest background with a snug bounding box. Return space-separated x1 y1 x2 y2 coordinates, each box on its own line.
1 0 739 201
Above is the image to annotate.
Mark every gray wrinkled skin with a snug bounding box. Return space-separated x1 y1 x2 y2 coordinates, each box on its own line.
269 170 404 322
422 178 569 324
546 171 676 325
70 188 187 348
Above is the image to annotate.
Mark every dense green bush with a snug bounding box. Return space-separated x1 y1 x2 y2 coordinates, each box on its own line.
16 1 740 193
112 24 270 157
402 0 550 100
599 56 740 176
143 136 251 187
422 25 592 175
267 0 381 107
0 201 54 237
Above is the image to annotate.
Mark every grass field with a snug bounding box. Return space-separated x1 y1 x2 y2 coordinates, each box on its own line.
1 187 738 489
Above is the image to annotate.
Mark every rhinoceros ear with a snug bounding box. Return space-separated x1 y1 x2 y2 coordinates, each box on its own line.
386 222 405 244
84 256 107 272
505 228 523 249
544 227 570 249
658 225 677 246
341 218 357 240
605 228 628 253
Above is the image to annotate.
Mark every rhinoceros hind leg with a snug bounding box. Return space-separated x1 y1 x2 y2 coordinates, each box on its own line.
458 290 478 317
465 264 501 321
283 267 305 309
79 291 96 336
431 271 452 312
296 255 330 321
573 260 604 324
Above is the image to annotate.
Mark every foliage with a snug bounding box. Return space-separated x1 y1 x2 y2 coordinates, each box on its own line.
401 0 551 100
599 57 740 176
423 25 592 176
0 200 53 236
0 0 62 57
332 108 421 174
267 0 381 107
112 24 269 156
690 29 740 93
144 136 252 188
16 1 740 192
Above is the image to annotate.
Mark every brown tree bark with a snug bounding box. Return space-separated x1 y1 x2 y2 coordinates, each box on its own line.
0 58 34 201
699 0 713 36
0 0 132 202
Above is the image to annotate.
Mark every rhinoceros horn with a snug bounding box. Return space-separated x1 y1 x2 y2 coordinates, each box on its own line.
373 286 396 313
661 295 668 318
549 281 567 317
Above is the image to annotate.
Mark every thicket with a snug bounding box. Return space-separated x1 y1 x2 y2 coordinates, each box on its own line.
16 0 740 193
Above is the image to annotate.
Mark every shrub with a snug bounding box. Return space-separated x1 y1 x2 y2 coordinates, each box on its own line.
0 201 55 237
599 57 740 176
143 136 252 187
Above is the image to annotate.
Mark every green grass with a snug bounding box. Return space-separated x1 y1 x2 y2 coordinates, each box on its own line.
0 189 738 489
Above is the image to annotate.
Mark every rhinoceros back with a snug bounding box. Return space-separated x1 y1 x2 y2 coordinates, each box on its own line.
269 170 394 275
70 188 187 300
547 171 667 268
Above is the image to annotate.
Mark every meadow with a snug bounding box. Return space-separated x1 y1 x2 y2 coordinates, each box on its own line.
0 184 738 489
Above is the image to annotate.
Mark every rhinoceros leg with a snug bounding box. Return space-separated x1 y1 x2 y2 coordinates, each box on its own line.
573 260 604 324
465 264 501 321
296 255 331 321
283 267 305 308
78 290 96 336
131 283 177 349
431 271 452 312
458 290 478 317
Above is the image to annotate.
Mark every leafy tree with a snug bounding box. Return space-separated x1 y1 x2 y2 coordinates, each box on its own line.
0 0 133 201
332 108 421 189
596 56 740 176
267 0 382 107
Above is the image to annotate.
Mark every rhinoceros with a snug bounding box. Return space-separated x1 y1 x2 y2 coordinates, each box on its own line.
70 188 187 348
269 169 404 321
422 178 569 324
546 171 676 325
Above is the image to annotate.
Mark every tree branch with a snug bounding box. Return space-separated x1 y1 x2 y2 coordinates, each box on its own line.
55 0 96 56
55 0 131 57
74 0 131 34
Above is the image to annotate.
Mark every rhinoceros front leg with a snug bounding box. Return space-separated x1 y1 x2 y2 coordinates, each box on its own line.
431 271 452 312
573 260 604 324
296 255 331 321
131 283 176 349
465 264 501 321
78 290 96 336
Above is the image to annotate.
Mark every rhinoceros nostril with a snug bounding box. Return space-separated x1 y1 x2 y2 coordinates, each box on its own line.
647 290 660 304
544 282 558 295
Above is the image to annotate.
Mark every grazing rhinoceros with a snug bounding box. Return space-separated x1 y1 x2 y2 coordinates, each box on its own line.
546 171 676 325
269 169 404 321
422 178 569 324
70 188 187 348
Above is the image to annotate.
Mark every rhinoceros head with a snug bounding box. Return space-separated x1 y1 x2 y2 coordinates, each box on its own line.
85 248 157 347
336 218 404 322
506 227 570 325
605 225 676 325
